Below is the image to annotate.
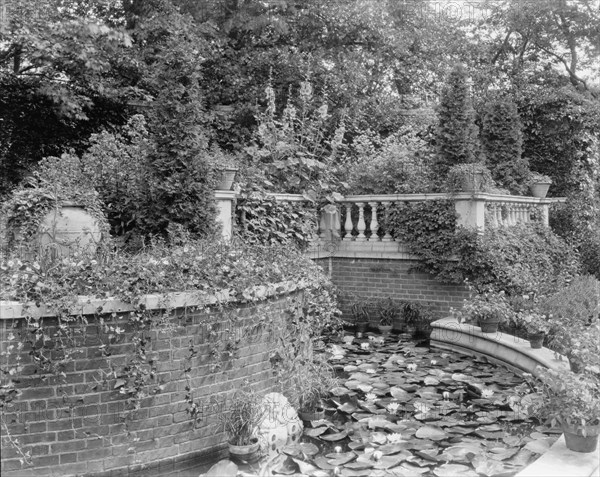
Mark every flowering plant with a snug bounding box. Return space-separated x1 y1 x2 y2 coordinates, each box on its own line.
459 289 513 324
521 367 600 431
529 172 552 184
517 311 552 335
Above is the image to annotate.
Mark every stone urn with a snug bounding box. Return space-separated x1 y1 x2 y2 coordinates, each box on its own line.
36 203 102 257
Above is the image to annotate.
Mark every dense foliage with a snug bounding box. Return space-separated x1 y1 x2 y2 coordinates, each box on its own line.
387 201 579 297
481 100 529 194
435 64 480 174
236 192 316 250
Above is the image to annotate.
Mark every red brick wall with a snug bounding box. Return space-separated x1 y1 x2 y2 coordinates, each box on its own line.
0 292 303 476
314 257 469 321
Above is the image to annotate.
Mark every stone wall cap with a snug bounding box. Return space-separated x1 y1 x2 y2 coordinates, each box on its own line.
0 280 305 320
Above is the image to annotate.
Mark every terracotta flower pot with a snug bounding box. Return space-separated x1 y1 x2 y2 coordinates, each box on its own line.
528 332 545 349
478 316 501 333
228 437 261 464
562 423 600 453
217 168 238 190
530 181 551 198
298 407 325 422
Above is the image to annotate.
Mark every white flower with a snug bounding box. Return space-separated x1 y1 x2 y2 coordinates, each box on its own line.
387 433 403 443
372 450 383 461
334 445 342 454
7 260 14 267
407 363 417 372
414 402 431 414
443 391 450 400
481 389 494 398
366 368 376 374
361 342 370 350
365 393 378 402
386 402 400 414
430 360 437 365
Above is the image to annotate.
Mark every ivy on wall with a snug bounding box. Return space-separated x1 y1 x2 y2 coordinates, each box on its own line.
386 200 580 296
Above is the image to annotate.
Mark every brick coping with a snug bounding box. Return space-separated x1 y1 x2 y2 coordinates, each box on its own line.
0 279 308 319
431 317 599 477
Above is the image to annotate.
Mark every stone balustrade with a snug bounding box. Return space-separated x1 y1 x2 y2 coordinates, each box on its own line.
268 192 564 243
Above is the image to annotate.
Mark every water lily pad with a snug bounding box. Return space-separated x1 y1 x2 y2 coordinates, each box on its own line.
327 452 356 466
313 456 335 470
471 456 508 476
291 457 320 475
303 427 329 438
331 386 352 396
320 430 349 441
373 454 407 469
338 402 358 414
415 426 448 441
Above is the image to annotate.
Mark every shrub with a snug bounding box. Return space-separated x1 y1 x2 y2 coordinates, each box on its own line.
481 100 529 194
78 114 220 244
580 229 600 279
435 64 480 174
348 130 435 194
387 200 580 298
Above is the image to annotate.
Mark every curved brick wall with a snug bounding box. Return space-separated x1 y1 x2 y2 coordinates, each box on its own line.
0 290 305 476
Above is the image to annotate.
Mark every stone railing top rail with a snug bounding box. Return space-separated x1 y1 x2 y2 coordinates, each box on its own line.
268 192 566 204
0 279 307 320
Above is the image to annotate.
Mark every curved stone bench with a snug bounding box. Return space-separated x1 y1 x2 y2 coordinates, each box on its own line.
430 317 568 376
431 317 599 477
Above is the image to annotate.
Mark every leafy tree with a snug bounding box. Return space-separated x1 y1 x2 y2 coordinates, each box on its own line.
481 100 529 194
435 64 480 174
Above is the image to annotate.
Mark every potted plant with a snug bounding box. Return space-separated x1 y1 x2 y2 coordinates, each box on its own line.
294 359 337 422
221 387 266 464
523 367 600 453
446 162 494 193
542 277 600 372
512 296 551 348
402 301 435 338
377 298 400 335
518 311 551 349
2 154 107 257
351 300 371 337
529 172 552 198
210 148 239 191
461 290 513 333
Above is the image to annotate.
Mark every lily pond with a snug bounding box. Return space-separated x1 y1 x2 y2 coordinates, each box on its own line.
181 333 558 477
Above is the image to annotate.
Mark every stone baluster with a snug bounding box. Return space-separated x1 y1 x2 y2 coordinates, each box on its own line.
356 202 367 241
508 204 516 226
488 203 498 228
499 203 508 227
515 204 523 224
381 201 393 241
368 202 379 241
524 205 532 224
343 203 353 241
540 203 549 227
